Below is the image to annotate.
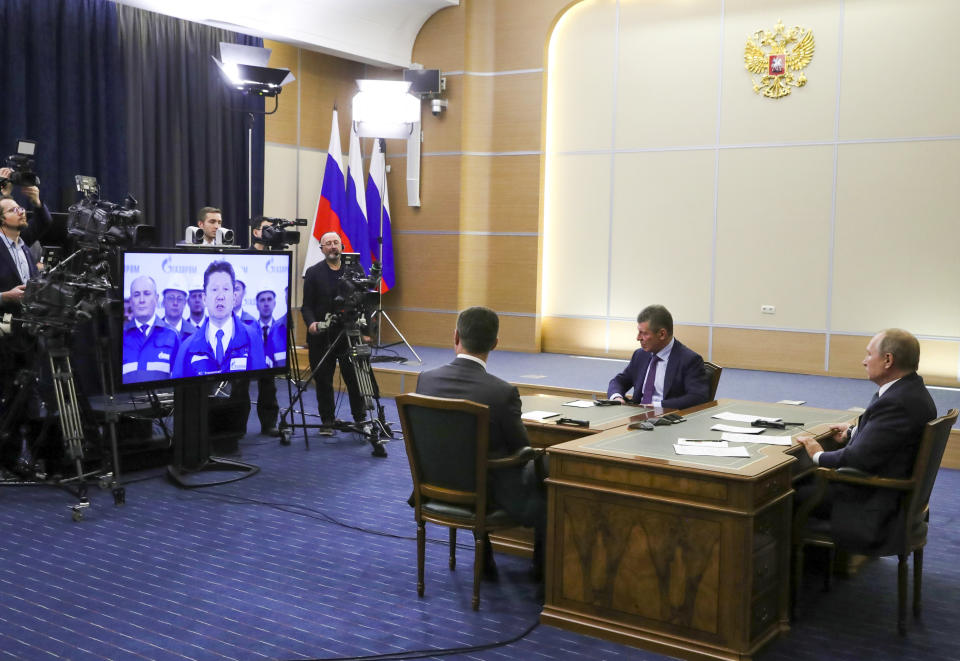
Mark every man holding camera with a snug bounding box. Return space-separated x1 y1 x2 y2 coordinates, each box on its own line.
0 170 51 312
301 231 367 428
0 173 52 476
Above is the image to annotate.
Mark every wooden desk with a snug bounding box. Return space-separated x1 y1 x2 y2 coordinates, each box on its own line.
541 400 854 661
520 393 657 447
491 395 657 556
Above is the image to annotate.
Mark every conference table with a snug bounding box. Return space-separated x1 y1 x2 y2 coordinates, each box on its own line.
539 399 855 661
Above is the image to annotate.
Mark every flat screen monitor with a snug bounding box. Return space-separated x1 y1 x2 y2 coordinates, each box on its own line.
118 247 292 390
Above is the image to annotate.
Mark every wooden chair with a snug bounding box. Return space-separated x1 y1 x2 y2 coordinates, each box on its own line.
792 408 958 634
396 393 542 610
703 361 722 400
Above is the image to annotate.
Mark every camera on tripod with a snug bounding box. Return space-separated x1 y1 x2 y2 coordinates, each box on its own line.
1 139 40 187
253 216 307 249
331 253 382 330
69 176 154 251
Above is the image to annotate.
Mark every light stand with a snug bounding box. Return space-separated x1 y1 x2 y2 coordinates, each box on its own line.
369 138 421 364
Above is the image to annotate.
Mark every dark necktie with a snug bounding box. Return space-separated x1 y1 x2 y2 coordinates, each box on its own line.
139 324 148 338
869 391 880 407
641 355 661 405
263 324 269 345
215 329 225 364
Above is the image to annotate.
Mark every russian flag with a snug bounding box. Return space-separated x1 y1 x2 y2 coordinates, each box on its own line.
303 109 346 275
365 138 395 293
344 123 371 270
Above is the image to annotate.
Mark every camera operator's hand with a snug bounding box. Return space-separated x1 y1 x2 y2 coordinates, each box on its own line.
1 284 27 305
309 312 333 334
20 185 41 208
0 167 11 196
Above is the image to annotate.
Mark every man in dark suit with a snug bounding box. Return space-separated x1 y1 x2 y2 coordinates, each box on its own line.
798 329 936 552
0 181 52 474
607 304 709 409
416 306 546 579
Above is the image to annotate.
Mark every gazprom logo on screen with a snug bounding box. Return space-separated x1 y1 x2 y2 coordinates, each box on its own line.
265 258 288 274
161 257 197 275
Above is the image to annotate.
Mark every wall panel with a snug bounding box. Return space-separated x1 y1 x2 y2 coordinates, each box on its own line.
264 40 300 146
460 155 541 233
457 235 539 312
462 73 545 153
713 328 826 374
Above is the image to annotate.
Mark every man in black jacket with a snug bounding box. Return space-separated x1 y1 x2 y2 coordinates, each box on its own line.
416 306 546 578
798 329 937 552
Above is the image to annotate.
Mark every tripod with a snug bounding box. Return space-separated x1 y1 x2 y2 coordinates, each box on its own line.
0 335 125 520
278 324 392 457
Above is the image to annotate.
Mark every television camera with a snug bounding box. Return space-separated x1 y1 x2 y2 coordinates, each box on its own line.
253 216 307 249
0 139 40 188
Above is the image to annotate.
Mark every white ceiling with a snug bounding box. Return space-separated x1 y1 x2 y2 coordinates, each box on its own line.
114 0 458 68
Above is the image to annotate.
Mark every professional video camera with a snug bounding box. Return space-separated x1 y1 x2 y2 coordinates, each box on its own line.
331 254 382 329
254 216 308 249
68 176 154 252
1 139 40 187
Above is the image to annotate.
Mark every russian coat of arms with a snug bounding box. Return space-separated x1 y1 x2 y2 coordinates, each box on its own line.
744 20 815 99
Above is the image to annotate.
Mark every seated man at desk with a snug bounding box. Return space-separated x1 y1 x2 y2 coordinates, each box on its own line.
797 328 936 551
607 304 709 409
416 306 546 580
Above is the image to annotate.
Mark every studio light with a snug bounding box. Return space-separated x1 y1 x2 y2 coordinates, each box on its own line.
212 43 294 99
351 80 421 139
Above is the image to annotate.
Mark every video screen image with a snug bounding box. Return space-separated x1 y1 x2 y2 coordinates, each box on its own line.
119 249 292 389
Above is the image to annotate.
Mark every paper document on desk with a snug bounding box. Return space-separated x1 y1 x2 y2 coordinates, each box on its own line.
711 424 765 434
563 400 596 408
522 410 560 422
712 412 782 423
678 438 728 447
777 400 806 405
720 432 792 446
674 444 750 457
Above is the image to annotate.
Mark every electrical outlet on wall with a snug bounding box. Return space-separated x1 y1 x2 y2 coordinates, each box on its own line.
761 305 775 314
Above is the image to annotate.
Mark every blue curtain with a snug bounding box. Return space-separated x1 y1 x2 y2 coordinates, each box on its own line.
118 5 265 247
0 0 127 210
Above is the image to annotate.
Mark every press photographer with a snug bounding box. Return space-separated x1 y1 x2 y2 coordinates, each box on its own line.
0 165 52 314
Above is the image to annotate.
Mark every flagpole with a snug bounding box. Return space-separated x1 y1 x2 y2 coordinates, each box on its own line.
369 137 421 364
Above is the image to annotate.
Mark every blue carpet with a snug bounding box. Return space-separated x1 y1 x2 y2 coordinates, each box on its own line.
1 363 958 660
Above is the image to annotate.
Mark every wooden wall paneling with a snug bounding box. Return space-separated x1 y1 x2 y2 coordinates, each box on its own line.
298 51 365 150
491 0 572 72
944 431 960 471
460 154 540 233
386 233 460 310
387 155 461 232
264 40 301 145
712 328 826 375
376 309 458 347
456 234 538 312
827 334 871 379
412 3 466 72
541 317 610 356
829 334 960 387
495 314 539 353
461 73 544 153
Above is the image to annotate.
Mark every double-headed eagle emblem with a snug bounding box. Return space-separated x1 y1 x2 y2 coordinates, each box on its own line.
744 20 815 99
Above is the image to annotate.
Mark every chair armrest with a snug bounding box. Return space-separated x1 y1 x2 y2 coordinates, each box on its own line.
820 466 914 491
487 446 544 471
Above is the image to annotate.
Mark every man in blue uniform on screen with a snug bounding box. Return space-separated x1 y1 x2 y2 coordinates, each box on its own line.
161 277 196 339
172 260 266 378
122 275 181 384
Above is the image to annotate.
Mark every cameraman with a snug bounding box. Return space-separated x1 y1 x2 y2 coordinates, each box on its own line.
0 175 51 475
0 172 51 311
302 231 368 428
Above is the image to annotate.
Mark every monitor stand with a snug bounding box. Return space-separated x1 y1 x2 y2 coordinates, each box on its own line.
167 382 259 488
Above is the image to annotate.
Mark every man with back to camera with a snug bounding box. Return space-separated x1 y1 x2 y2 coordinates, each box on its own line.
301 231 368 428
172 260 266 378
160 278 196 339
196 206 223 246
607 304 709 409
797 329 936 552
416 306 547 581
121 275 181 384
